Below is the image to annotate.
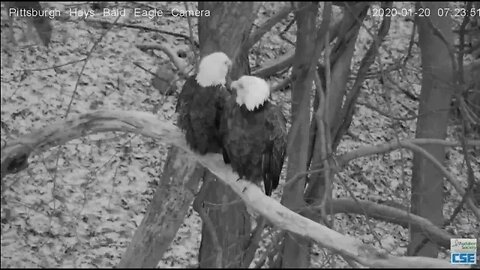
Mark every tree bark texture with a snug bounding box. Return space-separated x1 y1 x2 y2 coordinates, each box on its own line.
408 1 454 257
328 3 370 148
118 147 202 268
198 2 258 79
279 2 318 268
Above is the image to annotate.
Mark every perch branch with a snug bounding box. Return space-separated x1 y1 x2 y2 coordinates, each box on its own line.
0 110 458 268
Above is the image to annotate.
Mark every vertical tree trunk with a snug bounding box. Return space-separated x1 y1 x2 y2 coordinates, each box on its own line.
196 2 258 267
408 2 454 257
118 147 202 268
279 2 318 268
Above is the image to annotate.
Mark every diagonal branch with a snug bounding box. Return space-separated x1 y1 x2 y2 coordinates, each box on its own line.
319 198 453 249
0 110 457 268
136 43 190 77
246 5 294 48
332 2 392 146
251 50 295 78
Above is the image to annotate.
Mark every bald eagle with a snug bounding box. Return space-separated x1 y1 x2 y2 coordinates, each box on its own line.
221 76 287 196
176 52 232 154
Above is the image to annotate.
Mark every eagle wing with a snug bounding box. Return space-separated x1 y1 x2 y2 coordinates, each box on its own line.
262 105 287 195
177 76 230 154
218 94 235 164
176 75 196 125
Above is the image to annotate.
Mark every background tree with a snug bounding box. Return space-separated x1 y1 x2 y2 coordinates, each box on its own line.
407 2 455 257
277 2 318 267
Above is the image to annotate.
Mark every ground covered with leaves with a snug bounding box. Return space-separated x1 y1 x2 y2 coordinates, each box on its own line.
1 2 478 268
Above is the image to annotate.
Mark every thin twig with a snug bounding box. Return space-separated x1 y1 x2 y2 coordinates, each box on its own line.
65 15 121 118
356 101 419 121
85 18 199 47
247 4 294 48
403 22 416 65
279 18 296 46
17 58 87 72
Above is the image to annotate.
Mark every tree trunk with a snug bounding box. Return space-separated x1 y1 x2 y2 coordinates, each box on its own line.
408 2 454 257
304 3 369 204
279 2 318 268
118 147 202 268
196 2 258 267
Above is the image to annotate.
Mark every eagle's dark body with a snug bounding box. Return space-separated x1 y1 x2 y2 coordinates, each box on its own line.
221 99 287 196
176 75 229 154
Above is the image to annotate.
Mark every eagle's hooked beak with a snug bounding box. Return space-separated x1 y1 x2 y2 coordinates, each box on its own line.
228 80 240 97
225 59 233 93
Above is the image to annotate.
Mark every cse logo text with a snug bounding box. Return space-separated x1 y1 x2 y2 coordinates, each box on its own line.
451 253 476 264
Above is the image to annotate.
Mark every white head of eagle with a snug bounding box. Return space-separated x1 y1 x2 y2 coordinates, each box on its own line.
196 52 232 87
231 75 270 111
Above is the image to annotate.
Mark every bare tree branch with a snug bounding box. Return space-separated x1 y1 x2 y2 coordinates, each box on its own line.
333 139 480 219
403 22 417 65
271 76 293 92
246 4 294 48
252 15 344 79
356 101 419 121
320 198 453 249
85 18 199 47
279 19 296 45
400 141 480 220
336 138 480 167
252 50 295 77
0 110 457 268
136 43 190 77
66 15 122 118
242 216 266 267
332 2 392 147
